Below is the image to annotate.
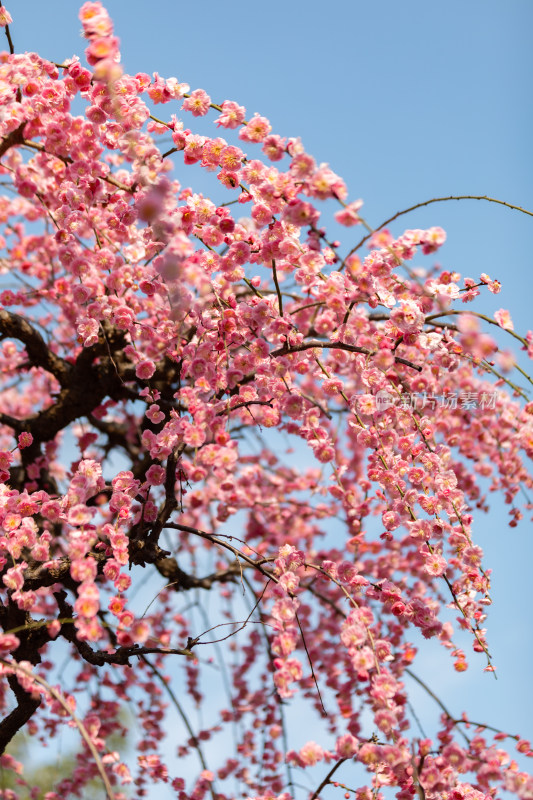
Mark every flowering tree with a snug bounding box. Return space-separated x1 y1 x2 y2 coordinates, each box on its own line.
0 3 531 799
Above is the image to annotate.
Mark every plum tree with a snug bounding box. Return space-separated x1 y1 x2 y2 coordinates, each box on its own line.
0 3 531 799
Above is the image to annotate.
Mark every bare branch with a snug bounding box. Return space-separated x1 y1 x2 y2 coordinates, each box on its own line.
348 194 533 255
140 655 218 800
310 758 348 800
272 258 283 316
165 522 277 583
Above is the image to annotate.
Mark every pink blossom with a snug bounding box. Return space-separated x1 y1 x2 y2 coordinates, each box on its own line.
74 583 100 619
271 597 299 623
79 2 113 37
420 226 446 253
215 100 246 129
356 394 376 416
183 133 205 163
336 733 359 758
136 359 156 380
182 89 211 117
390 300 425 333
86 36 120 66
67 504 95 526
146 404 165 424
0 633 20 652
118 609 135 628
3 563 26 591
70 556 97 583
239 114 272 143
494 308 514 331
335 199 363 226
218 170 240 189
77 318 100 346
311 440 335 463
423 551 447 576
298 741 324 766
262 134 286 161
307 165 347 200
0 6 12 26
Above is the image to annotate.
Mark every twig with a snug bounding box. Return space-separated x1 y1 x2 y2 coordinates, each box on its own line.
294 612 327 717
165 522 277 584
405 668 470 745
0 660 116 799
348 194 533 255
425 310 528 349
3 22 14 55
310 758 348 800
272 259 283 316
140 655 217 800
194 583 270 645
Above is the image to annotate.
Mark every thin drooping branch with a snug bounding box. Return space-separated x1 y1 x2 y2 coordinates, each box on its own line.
405 669 469 745
165 522 277 584
0 660 116 800
348 194 533 254
293 611 327 717
405 668 521 745
426 309 529 349
140 655 218 800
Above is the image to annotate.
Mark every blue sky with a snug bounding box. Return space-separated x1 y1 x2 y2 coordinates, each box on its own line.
6 0 533 794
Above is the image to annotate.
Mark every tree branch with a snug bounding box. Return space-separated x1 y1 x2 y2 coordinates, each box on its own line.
310 758 348 800
349 194 533 255
0 674 41 754
270 340 423 371
0 123 24 158
54 592 194 665
155 556 246 590
165 522 276 583
0 309 71 386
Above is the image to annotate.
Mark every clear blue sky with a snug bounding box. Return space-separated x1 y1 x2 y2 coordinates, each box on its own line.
7 0 533 793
